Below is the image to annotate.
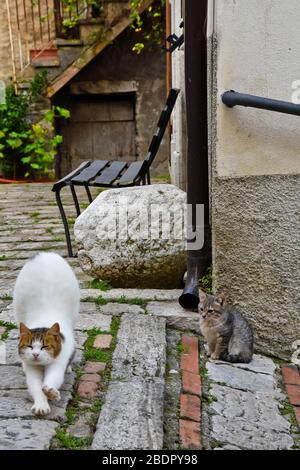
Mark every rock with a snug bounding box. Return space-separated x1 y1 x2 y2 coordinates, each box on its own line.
0 365 26 389
92 378 164 450
213 354 277 376
206 361 276 394
75 331 88 349
74 185 187 288
210 415 294 450
2 339 20 365
0 419 58 450
75 313 112 331
209 384 290 432
80 288 182 302
80 302 144 316
0 304 15 324
0 390 72 422
111 314 166 380
147 301 200 333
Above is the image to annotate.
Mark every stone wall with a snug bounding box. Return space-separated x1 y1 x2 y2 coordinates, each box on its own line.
210 0 300 360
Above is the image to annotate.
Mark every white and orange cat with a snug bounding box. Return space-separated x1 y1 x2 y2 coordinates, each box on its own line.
13 253 80 416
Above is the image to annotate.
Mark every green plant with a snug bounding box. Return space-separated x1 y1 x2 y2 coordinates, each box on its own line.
30 211 40 219
115 295 145 306
0 295 13 301
0 72 70 179
55 429 92 450
60 0 104 32
199 265 213 294
94 295 108 306
89 279 112 291
130 0 166 54
0 320 17 340
84 318 120 362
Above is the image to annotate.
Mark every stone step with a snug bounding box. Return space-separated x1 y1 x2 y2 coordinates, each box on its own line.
92 314 166 450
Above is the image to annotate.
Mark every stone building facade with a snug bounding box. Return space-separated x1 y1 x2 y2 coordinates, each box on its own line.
0 1 168 177
170 0 300 359
209 0 300 360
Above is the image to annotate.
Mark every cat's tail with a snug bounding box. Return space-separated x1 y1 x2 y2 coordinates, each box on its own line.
219 351 252 364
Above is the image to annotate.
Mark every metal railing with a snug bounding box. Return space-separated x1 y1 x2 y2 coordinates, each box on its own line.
222 90 300 116
6 0 94 81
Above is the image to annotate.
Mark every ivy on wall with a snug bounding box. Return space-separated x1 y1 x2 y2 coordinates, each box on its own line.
57 0 166 53
130 0 166 54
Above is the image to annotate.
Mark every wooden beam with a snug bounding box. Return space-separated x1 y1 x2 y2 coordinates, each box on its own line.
70 80 138 95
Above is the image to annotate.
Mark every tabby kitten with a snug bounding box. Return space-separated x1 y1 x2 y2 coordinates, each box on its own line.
199 291 254 363
14 253 80 416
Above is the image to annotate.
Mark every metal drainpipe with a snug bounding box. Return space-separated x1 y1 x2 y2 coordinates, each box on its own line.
179 0 210 310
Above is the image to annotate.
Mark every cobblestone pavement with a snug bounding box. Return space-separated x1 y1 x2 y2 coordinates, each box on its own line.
0 183 298 450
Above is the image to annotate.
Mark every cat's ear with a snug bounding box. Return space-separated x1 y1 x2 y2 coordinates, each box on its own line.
19 322 30 336
216 293 226 306
199 290 207 305
48 323 60 336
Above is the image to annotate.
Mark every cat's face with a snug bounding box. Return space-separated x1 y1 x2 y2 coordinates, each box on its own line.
18 322 62 366
199 291 225 320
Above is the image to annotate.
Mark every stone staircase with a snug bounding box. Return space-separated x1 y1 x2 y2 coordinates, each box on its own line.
17 1 154 92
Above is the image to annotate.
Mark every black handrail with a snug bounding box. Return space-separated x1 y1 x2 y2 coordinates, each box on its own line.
222 90 300 116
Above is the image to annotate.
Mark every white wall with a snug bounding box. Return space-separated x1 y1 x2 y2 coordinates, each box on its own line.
215 0 300 177
169 0 186 190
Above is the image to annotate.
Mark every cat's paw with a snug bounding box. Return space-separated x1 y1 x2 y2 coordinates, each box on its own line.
42 386 61 402
31 400 51 416
210 352 220 360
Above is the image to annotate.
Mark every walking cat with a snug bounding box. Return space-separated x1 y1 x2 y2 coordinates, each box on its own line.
13 253 80 416
199 291 254 363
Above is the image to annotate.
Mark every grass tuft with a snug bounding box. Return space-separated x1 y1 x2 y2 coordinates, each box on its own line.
89 279 112 291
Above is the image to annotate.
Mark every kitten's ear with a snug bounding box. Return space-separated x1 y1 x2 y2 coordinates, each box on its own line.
19 322 30 336
199 290 207 305
216 293 226 306
48 323 60 336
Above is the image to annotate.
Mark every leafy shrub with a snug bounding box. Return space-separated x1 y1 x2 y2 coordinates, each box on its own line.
0 72 69 179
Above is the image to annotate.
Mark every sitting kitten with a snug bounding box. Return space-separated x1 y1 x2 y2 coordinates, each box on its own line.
13 253 80 416
199 291 254 363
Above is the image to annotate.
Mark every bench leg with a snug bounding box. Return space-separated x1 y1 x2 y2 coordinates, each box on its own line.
147 170 151 185
85 185 93 203
55 188 73 258
70 183 81 217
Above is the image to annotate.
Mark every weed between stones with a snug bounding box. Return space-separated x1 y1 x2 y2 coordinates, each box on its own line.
52 316 120 450
88 295 147 309
89 279 112 291
0 320 17 340
55 429 92 450
0 295 13 301
30 211 40 219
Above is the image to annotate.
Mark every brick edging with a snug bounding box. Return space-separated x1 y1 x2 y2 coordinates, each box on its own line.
282 365 300 426
179 335 202 450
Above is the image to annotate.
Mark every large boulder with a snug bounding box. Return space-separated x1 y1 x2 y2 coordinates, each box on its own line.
74 184 187 288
